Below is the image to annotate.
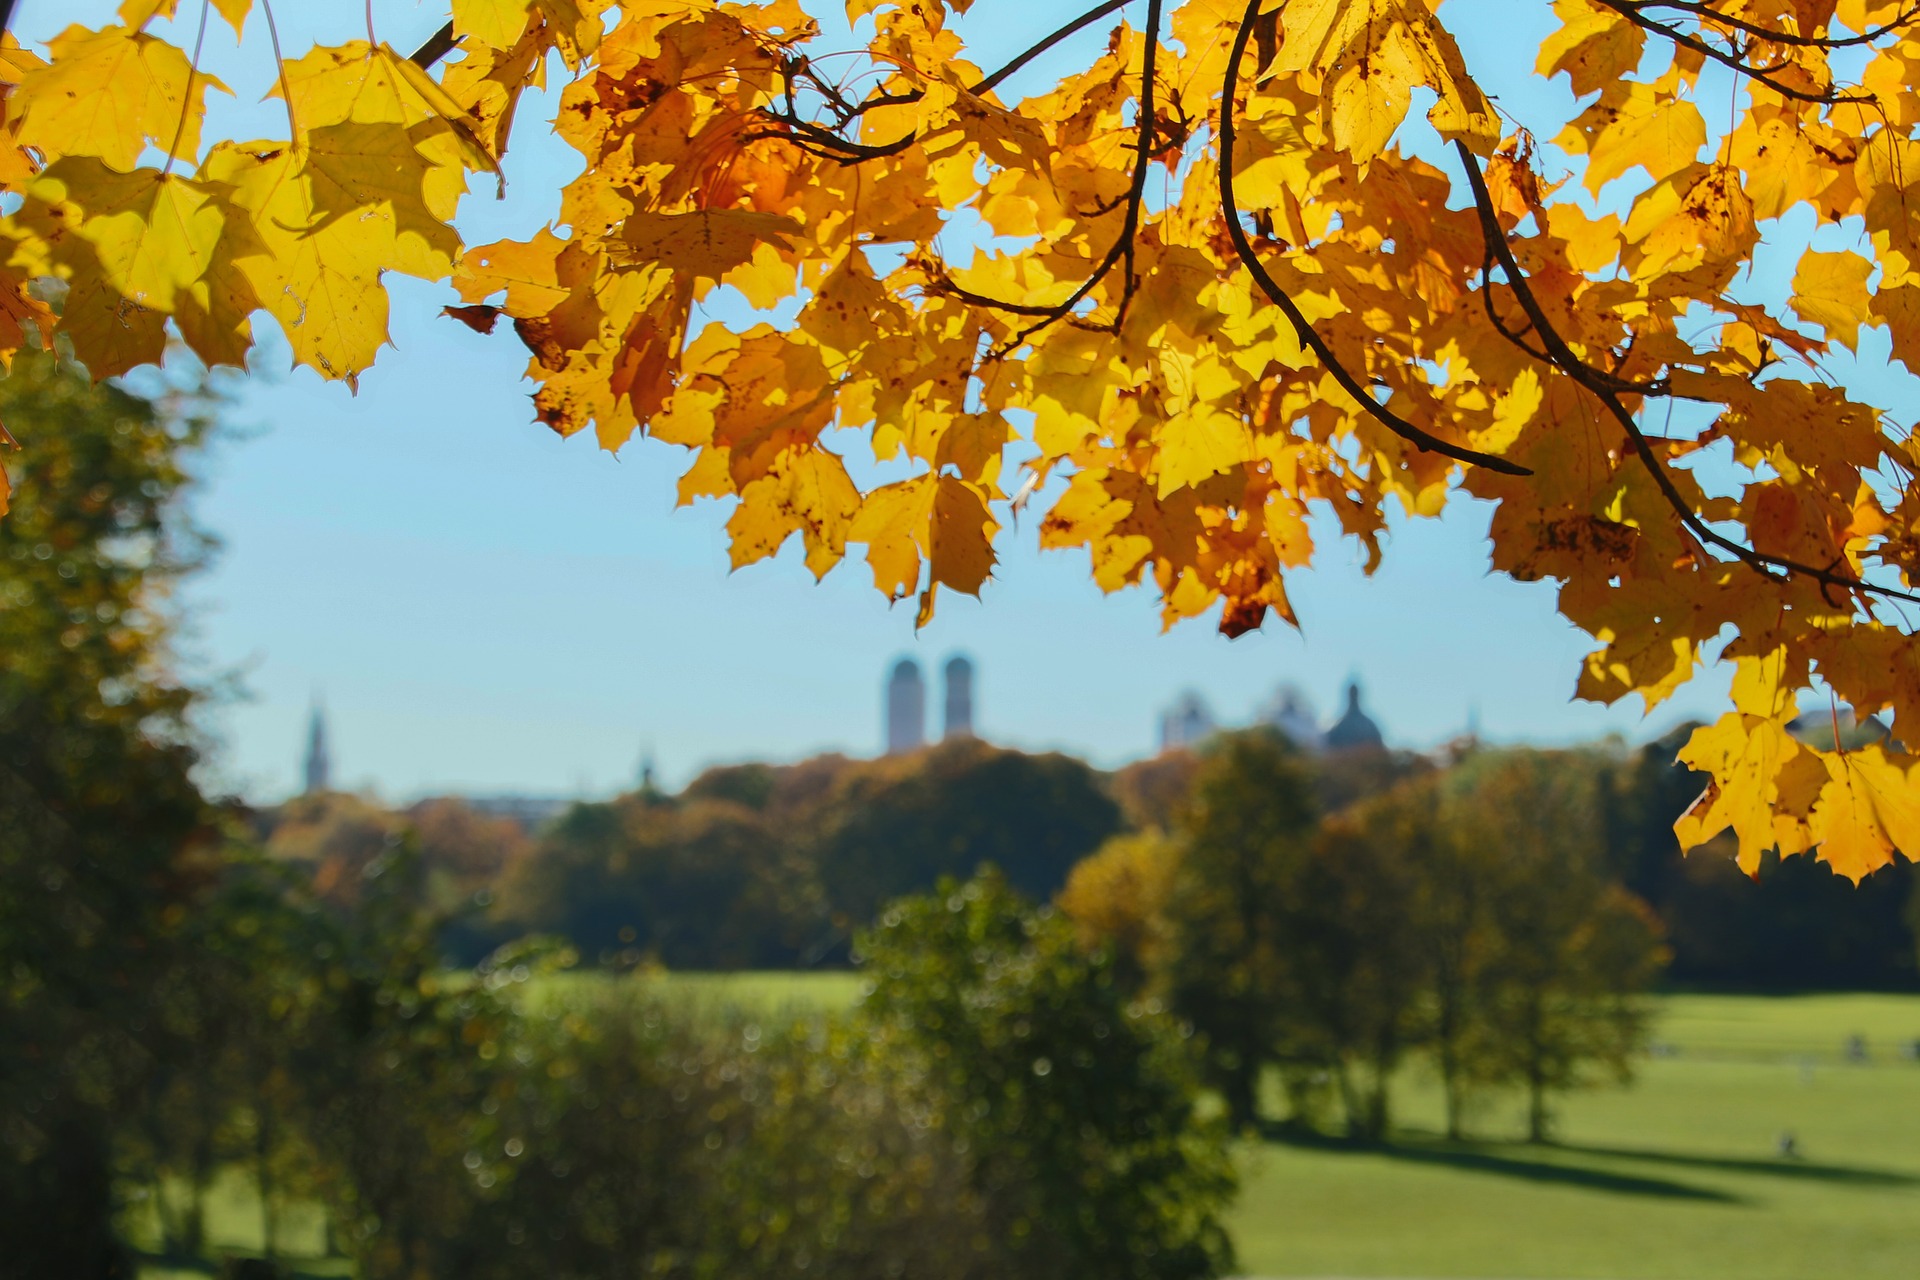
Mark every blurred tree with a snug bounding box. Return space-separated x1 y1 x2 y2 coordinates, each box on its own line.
1156 730 1318 1130
1450 751 1666 1142
1109 751 1203 832
1298 808 1429 1141
282 843 542 1280
409 797 533 903
1311 746 1433 816
807 739 1122 939
263 791 402 908
859 871 1236 1280
681 761 779 812
0 356 216 1279
1058 829 1182 992
497 794 816 968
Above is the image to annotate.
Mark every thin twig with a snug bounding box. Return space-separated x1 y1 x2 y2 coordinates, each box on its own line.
976 0 1131 96
1218 0 1530 477
915 0 1163 348
1592 0 1875 104
767 0 1136 156
1631 0 1920 49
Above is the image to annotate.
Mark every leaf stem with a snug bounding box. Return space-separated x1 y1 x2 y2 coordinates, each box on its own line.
162 0 212 177
259 0 299 141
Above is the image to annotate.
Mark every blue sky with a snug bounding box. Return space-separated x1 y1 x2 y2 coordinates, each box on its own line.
12 0 1775 801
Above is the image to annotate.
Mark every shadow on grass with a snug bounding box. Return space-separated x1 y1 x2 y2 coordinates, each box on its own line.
1257 1125 1742 1203
1550 1141 1920 1188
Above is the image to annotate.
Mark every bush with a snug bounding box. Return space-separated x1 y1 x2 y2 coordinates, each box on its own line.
858 871 1237 1280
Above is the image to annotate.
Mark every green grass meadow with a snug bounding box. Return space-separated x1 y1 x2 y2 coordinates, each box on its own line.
1230 993 1920 1279
136 979 1920 1279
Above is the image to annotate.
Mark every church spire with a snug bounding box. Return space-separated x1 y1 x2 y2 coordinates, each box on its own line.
303 700 331 795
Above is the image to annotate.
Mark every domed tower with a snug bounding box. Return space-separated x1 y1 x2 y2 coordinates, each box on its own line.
885 658 926 755
943 654 975 740
1324 679 1384 752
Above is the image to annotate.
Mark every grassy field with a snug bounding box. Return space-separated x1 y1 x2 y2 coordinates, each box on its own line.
1231 992 1920 1279
136 977 1920 1279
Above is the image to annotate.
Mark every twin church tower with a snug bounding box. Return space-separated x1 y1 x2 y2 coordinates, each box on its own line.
885 655 973 755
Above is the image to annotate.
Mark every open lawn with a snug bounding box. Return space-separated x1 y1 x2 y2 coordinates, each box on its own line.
1231 993 1920 1279
135 980 1920 1279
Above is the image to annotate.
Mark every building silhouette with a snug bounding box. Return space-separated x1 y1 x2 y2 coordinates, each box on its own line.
885 658 926 755
1259 683 1323 751
303 702 331 794
1159 691 1216 752
943 655 975 740
1324 679 1385 751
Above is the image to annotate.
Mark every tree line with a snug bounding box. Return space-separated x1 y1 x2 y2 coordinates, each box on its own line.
261 740 1128 971
267 737 1920 995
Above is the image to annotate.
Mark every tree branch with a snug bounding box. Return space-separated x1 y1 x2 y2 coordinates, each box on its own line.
410 20 460 69
922 0 1163 349
1218 0 1530 478
762 0 1136 162
1452 138 1920 606
1630 0 1920 49
1592 1 1875 104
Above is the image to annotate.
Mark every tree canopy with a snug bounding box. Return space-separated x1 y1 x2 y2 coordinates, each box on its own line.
2 0 1919 876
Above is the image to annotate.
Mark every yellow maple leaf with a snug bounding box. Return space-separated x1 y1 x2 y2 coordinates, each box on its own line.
118 0 246 28
726 446 860 578
1870 283 1920 374
31 159 222 313
456 229 573 314
1560 82 1706 193
454 0 537 49
1791 249 1875 353
1535 0 1644 97
1805 746 1920 881
929 474 997 595
1675 713 1805 874
202 140 391 386
302 121 460 278
1156 407 1250 497
850 475 935 600
15 25 225 172
1280 0 1494 164
613 210 801 281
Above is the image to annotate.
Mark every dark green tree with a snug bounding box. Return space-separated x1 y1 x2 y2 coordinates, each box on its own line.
1451 750 1666 1142
0 356 216 1279
809 738 1122 934
859 871 1236 1280
1156 730 1318 1129
497 793 814 968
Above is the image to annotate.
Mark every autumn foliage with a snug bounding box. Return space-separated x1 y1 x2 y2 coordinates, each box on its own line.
1 0 1919 877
